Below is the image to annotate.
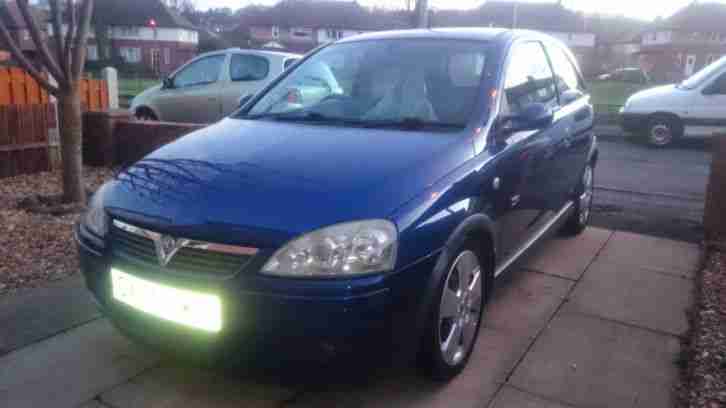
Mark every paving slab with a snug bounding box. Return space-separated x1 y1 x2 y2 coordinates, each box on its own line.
485 269 573 337
565 258 693 336
597 231 700 278
288 327 531 408
510 312 680 408
0 319 159 408
0 275 100 355
100 362 296 408
489 385 576 408
525 228 613 280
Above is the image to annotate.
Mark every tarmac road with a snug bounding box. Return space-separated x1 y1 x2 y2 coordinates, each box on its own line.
591 136 712 243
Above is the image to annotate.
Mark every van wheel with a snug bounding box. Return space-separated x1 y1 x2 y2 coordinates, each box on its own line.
420 242 488 381
643 114 682 147
560 163 594 236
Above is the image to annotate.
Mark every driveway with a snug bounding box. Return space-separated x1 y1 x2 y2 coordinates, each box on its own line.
0 228 699 408
592 137 711 243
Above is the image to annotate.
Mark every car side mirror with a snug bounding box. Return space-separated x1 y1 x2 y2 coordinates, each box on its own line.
560 89 583 105
162 77 174 89
497 103 554 139
238 94 253 108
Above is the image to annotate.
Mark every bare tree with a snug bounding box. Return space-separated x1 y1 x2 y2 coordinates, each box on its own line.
0 0 94 204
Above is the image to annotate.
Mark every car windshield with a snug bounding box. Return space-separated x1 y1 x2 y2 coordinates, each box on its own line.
237 39 489 130
679 56 726 90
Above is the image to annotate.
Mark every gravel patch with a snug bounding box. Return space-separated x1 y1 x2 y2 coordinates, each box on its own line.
678 249 726 408
0 167 115 296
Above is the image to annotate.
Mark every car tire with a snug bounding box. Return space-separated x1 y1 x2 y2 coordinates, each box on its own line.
560 163 594 236
420 242 488 381
135 107 158 121
642 114 682 147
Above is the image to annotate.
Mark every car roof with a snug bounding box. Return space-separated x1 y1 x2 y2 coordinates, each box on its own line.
196 48 302 59
337 27 532 45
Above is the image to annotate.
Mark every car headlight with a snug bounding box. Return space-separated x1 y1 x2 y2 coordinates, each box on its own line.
261 220 398 278
81 186 109 238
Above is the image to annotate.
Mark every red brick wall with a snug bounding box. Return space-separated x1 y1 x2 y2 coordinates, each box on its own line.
111 39 197 75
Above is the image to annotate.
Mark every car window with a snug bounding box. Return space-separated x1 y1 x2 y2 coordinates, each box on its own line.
546 44 584 99
241 39 489 128
501 42 557 116
284 58 299 70
707 72 726 94
230 54 270 81
173 55 226 88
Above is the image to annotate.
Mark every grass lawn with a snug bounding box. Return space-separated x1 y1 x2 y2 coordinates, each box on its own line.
587 80 651 114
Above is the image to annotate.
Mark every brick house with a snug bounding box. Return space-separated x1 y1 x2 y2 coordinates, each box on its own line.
636 1 726 82
229 0 407 53
431 1 597 76
44 0 198 76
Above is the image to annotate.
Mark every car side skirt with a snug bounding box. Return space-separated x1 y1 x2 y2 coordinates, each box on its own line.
494 200 574 278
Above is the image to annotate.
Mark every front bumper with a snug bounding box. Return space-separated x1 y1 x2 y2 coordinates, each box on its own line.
76 224 435 365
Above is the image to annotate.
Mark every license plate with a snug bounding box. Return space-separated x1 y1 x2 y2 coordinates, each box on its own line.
110 268 222 332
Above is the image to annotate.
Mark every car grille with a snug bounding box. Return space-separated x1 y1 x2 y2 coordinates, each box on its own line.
110 223 254 279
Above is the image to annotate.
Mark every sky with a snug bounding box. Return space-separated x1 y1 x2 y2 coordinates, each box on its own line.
193 0 726 21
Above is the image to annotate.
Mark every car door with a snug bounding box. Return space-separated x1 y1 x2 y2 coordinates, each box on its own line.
153 54 227 123
690 71 726 133
543 42 594 206
219 53 273 116
492 41 561 260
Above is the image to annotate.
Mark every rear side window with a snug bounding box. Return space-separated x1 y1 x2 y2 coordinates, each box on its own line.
284 58 299 70
501 42 557 115
230 54 270 81
546 44 584 97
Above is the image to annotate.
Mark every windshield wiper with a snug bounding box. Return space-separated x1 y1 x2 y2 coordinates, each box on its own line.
361 117 465 131
242 111 356 124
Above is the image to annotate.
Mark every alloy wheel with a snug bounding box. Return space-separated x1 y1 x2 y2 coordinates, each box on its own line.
649 123 672 146
438 250 483 366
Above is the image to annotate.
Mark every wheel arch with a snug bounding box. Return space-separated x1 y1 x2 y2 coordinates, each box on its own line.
414 214 497 344
134 105 160 120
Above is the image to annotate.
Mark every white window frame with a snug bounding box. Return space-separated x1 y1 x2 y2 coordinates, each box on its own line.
271 25 280 39
163 47 171 65
120 46 141 63
86 45 98 61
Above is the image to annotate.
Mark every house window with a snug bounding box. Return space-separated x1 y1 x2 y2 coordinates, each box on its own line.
711 32 720 42
86 45 98 61
271 25 280 39
163 48 171 65
707 54 717 65
120 47 141 63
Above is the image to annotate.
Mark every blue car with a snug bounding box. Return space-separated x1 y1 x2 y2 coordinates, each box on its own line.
76 28 597 380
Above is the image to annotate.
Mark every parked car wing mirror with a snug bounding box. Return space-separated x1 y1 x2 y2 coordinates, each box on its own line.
162 77 174 89
560 89 583 105
497 103 554 140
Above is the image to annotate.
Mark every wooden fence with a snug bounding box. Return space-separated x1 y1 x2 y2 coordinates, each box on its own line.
0 67 109 178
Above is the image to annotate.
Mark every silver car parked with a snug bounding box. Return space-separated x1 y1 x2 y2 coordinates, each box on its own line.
131 48 301 123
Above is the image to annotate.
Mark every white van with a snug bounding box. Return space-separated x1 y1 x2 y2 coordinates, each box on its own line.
620 56 726 147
